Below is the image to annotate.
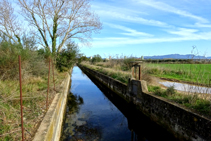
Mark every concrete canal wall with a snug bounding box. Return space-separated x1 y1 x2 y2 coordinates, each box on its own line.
79 65 211 141
33 69 72 141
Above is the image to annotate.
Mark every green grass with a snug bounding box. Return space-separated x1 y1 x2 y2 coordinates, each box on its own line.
145 63 211 85
148 85 211 117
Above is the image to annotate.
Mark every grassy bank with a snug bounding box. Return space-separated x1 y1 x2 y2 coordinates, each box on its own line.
81 62 131 84
0 41 69 141
80 62 211 118
0 68 67 141
91 60 211 86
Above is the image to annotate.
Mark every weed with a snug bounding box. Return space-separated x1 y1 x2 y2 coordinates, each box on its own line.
166 86 176 95
148 86 161 92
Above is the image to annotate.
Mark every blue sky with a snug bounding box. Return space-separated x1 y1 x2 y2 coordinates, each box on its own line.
80 0 211 58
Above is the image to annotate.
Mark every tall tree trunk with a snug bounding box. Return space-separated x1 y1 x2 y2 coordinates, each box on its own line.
52 15 58 56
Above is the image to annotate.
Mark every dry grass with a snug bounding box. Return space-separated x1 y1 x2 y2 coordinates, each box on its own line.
81 61 155 85
0 67 67 141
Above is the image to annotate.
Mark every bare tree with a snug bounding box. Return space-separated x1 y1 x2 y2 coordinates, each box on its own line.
0 0 22 44
17 0 102 55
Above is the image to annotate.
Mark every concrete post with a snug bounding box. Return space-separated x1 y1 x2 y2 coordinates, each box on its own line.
139 65 141 80
132 67 134 78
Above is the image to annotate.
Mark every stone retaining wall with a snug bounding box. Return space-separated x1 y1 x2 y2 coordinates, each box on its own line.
79 65 211 141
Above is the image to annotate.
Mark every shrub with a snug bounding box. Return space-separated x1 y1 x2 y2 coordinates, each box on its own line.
0 41 48 79
91 54 103 64
28 51 48 76
166 86 176 95
147 68 161 75
37 48 51 59
56 42 79 72
78 55 89 64
123 57 136 71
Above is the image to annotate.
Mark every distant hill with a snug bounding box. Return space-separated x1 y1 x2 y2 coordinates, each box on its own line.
144 54 210 59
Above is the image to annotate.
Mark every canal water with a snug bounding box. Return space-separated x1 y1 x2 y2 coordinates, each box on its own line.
160 80 211 94
61 66 177 141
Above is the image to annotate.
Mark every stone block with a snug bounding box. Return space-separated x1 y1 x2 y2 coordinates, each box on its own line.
127 78 148 98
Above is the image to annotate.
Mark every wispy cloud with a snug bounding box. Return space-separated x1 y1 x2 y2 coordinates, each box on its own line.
106 23 153 37
93 37 130 41
194 23 211 28
91 31 211 48
166 28 198 36
92 3 148 16
97 10 171 28
135 0 209 23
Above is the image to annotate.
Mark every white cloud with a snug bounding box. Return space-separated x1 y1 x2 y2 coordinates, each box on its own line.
92 3 148 16
135 0 209 23
105 23 153 37
97 10 171 28
91 31 211 48
93 37 130 41
194 23 211 28
166 28 198 36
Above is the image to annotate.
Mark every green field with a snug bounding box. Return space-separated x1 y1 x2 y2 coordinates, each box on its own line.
145 63 211 85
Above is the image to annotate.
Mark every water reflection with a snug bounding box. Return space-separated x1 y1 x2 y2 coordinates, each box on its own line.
89 73 177 141
62 67 177 141
66 92 84 114
62 92 103 140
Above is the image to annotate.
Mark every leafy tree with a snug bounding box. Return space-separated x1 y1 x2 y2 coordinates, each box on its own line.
91 54 103 64
78 55 89 63
56 42 79 72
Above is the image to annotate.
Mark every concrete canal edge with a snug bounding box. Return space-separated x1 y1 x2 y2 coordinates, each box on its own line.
33 69 72 141
78 64 211 141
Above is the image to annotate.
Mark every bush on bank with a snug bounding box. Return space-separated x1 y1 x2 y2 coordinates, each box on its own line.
0 41 48 80
91 54 103 64
56 42 79 72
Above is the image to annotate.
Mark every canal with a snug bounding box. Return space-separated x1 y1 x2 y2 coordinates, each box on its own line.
61 66 177 141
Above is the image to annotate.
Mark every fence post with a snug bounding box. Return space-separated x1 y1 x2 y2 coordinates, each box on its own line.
18 55 24 141
46 58 51 110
